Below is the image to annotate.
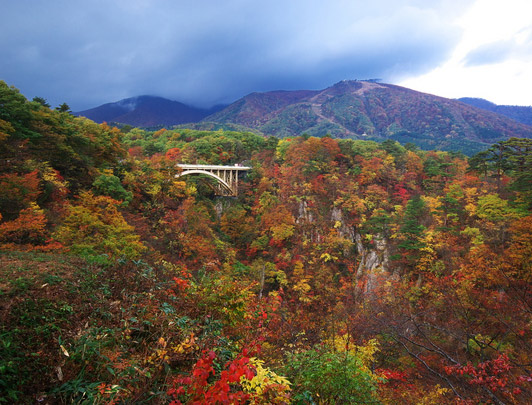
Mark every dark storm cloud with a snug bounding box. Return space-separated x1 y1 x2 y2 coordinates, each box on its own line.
1 0 474 110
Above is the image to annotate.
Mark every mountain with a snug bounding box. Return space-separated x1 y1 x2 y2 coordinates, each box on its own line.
458 97 532 126
76 95 225 127
204 80 532 154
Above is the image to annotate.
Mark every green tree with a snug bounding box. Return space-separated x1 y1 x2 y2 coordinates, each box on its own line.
55 103 71 113
32 97 50 108
398 195 427 255
469 138 532 197
285 346 380 404
0 80 40 140
92 172 132 205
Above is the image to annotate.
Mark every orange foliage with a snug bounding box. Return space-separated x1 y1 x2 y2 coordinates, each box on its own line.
0 170 41 216
0 203 47 245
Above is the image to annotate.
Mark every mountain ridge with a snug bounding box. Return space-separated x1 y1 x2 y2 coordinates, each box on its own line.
74 81 532 154
202 80 532 154
75 95 226 127
458 97 532 126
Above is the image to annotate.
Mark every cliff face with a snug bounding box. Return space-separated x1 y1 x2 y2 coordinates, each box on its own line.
331 206 391 292
295 203 393 293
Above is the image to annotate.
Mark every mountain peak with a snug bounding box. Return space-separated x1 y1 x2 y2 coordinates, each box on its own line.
76 96 226 127
327 79 387 96
203 81 532 154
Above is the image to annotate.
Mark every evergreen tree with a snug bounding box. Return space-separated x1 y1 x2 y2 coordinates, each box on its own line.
399 194 426 251
56 102 71 113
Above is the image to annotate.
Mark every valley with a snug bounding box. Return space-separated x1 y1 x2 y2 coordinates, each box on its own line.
1 79 532 403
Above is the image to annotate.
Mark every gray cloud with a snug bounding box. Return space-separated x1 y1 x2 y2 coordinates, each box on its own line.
464 27 532 67
1 0 474 110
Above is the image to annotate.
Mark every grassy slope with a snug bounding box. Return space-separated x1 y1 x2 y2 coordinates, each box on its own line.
0 251 172 403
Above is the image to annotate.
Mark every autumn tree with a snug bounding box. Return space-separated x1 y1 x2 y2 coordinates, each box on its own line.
53 191 145 260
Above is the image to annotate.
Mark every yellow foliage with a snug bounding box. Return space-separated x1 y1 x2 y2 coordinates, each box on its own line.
0 118 14 142
383 154 395 168
461 226 484 245
147 337 169 365
41 164 69 190
53 191 146 259
168 180 187 198
393 205 404 215
381 383 451 405
293 280 312 302
146 183 162 196
416 231 438 273
185 183 197 196
424 196 443 225
465 202 477 217
320 252 338 263
275 139 292 161
415 384 451 405
170 333 199 355
241 357 291 404
292 261 313 302
328 334 380 376
148 333 199 366
463 187 479 217
271 223 294 242
153 128 167 138
267 268 288 287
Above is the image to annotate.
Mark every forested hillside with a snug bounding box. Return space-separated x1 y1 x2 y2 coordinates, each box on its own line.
459 98 532 127
204 80 532 155
1 80 532 404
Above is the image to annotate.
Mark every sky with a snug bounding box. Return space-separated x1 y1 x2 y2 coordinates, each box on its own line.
1 0 531 111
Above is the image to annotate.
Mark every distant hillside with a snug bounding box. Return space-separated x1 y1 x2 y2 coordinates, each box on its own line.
76 95 225 127
204 81 532 154
458 97 532 126
176 121 265 134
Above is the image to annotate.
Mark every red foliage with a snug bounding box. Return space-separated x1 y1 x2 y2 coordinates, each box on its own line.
377 368 408 385
445 354 530 399
171 268 193 295
392 182 411 205
0 204 48 245
128 146 144 158
167 350 256 405
165 147 181 161
0 170 41 214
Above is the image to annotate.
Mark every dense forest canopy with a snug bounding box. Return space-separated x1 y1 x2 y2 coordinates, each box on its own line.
1 80 532 404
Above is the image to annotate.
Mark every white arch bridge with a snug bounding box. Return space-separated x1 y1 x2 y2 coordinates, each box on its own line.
176 164 251 197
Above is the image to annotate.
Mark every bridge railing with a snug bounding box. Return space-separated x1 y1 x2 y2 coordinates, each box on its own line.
176 164 251 170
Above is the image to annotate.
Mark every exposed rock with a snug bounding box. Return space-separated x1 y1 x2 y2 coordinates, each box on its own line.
214 198 235 218
355 233 390 292
296 200 313 224
331 206 355 241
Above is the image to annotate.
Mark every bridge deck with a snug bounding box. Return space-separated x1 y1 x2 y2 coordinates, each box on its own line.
177 164 251 171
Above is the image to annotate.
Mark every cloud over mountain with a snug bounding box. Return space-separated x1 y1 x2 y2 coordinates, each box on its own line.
1 0 473 110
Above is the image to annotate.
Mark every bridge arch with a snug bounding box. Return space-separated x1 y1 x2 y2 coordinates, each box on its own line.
177 169 233 196
176 164 251 197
